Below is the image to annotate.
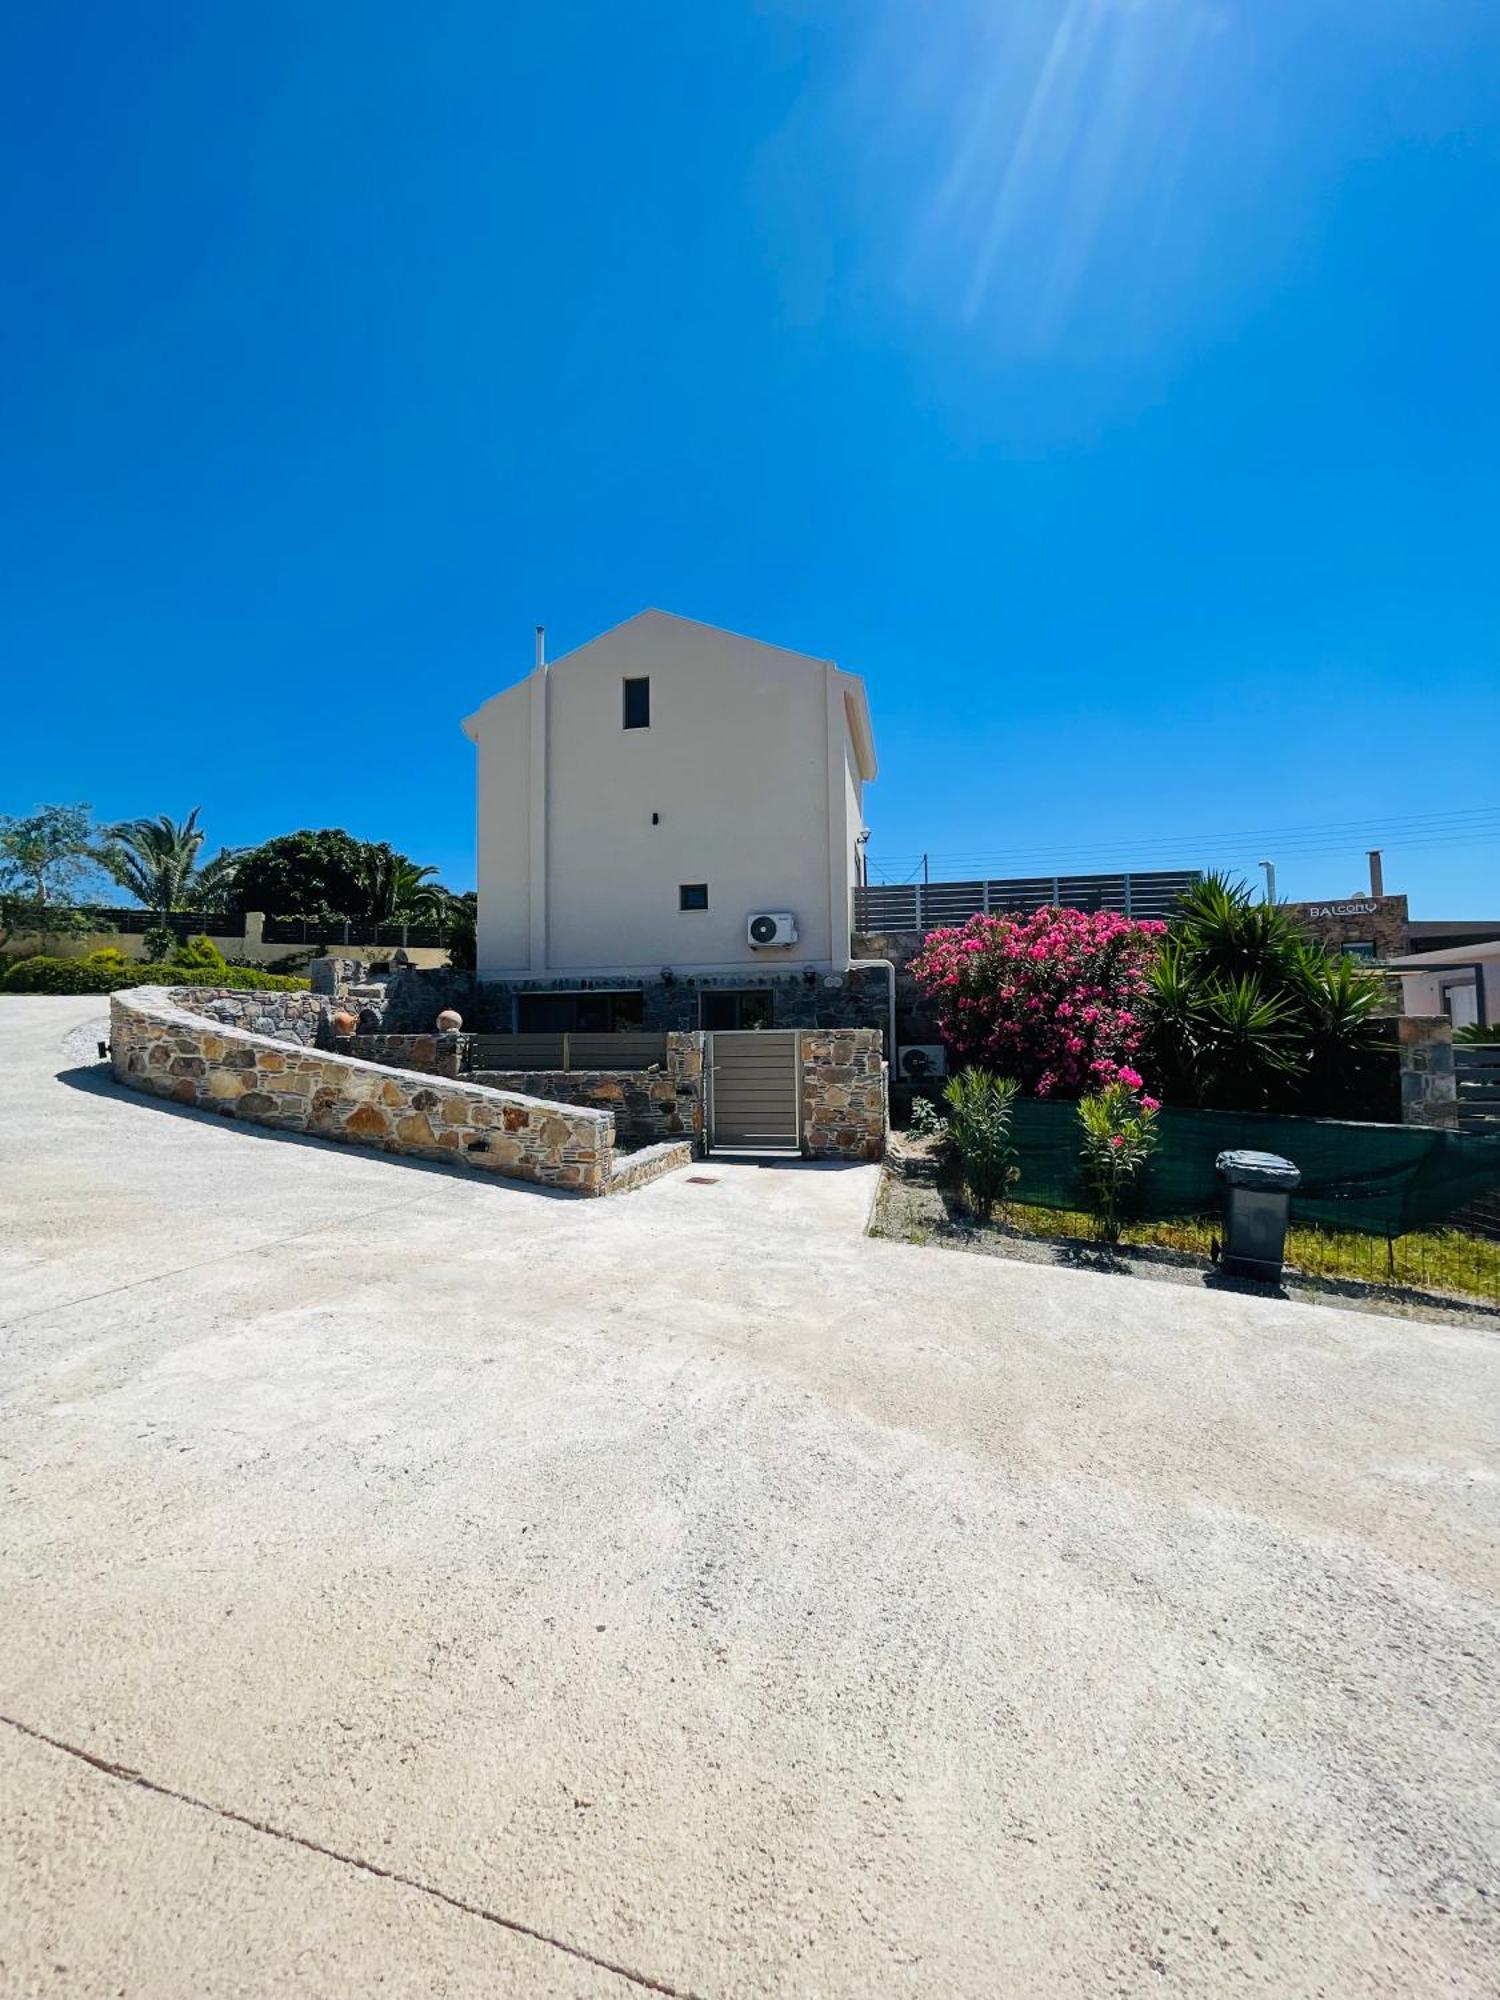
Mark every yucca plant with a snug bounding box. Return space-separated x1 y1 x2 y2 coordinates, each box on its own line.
941 1068 1021 1217
1145 872 1388 1115
1285 943 1388 1112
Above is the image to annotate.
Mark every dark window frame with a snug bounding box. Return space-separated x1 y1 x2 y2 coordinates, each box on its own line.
679 883 709 911
623 677 651 729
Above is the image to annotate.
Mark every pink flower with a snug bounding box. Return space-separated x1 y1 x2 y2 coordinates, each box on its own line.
1109 1134 1125 1149
1140 1095 1160 1113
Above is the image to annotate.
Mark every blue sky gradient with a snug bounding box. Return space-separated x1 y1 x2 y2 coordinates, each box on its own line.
3 2 1497 911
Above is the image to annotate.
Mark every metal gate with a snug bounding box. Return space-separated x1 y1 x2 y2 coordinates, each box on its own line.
706 1031 802 1153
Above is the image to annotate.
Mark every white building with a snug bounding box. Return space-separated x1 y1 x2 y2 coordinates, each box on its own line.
461 610 878 1029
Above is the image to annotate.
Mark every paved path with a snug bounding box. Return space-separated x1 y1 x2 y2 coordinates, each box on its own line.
2 995 1497 1997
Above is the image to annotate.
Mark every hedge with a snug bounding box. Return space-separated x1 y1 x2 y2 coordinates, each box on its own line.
0 956 311 995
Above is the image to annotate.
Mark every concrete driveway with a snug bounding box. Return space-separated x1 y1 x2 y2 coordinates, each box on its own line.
2 994 1497 1998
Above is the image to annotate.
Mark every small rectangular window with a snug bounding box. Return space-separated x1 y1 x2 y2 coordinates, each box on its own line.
679 883 708 911
623 677 650 729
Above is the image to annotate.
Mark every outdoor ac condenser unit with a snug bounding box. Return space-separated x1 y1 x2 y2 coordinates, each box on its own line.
897 1045 947 1082
747 912 798 948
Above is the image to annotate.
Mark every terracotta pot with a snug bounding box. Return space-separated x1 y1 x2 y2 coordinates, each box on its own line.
436 1008 463 1033
331 1008 359 1037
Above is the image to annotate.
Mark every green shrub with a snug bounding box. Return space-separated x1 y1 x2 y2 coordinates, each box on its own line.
141 922 176 961
1077 1081 1160 1244
170 933 228 970
942 1068 1020 1216
0 954 308 995
908 1093 947 1140
1456 1022 1500 1044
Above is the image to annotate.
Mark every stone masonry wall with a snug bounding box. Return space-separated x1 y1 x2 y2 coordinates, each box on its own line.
1394 1013 1459 1129
800 1029 887 1161
182 986 330 1047
471 1033 705 1146
339 1032 470 1078
112 987 614 1194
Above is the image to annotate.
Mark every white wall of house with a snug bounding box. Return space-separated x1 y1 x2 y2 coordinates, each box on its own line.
462 610 877 980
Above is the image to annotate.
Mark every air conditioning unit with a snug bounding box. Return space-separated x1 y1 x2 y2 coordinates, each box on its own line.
897 1044 947 1082
747 911 798 948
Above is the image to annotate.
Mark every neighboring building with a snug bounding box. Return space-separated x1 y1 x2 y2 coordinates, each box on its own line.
1279 894 1410 961
461 610 881 1032
1387 938 1500 1030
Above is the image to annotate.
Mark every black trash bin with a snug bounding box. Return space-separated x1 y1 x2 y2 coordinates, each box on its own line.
1215 1150 1301 1282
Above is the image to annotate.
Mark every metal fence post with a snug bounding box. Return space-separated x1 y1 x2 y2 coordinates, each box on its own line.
562 1033 571 1073
1123 874 1133 917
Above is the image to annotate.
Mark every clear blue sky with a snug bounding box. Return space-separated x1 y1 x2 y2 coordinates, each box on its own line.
3 1 1498 913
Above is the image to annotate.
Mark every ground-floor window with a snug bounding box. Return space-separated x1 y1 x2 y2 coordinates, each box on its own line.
699 988 774 1031
516 990 645 1033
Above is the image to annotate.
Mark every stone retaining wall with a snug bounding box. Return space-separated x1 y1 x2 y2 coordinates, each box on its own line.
800 1029 887 1161
111 987 614 1194
608 1139 695 1194
338 1031 470 1078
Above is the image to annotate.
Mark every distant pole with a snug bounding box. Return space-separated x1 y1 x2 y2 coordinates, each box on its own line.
1259 859 1277 906
922 853 929 885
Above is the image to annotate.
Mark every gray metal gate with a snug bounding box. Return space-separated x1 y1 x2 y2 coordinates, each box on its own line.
706 1031 802 1153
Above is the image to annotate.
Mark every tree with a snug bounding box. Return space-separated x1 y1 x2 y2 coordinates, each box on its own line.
227 829 451 923
909 906 1167 1097
444 890 477 970
0 803 106 950
96 809 238 924
354 848 447 925
1142 874 1387 1115
227 829 371 918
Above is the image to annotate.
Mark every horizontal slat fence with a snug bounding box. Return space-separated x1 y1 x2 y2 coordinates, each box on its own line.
854 869 1199 934
465 1033 669 1074
261 916 447 947
1456 1043 1500 1136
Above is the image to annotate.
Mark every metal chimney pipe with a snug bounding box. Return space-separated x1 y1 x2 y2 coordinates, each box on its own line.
1259 859 1277 906
535 625 546 670
1367 848 1384 898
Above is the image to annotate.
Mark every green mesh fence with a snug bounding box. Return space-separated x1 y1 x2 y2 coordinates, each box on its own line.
1006 1100 1500 1238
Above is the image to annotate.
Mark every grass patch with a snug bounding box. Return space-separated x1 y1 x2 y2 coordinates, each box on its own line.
993 1200 1500 1303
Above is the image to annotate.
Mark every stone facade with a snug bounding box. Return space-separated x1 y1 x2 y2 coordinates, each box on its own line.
111 987 616 1194
471 1034 705 1146
373 964 892 1039
800 1029 887 1161
851 931 937 1047
1280 895 1410 961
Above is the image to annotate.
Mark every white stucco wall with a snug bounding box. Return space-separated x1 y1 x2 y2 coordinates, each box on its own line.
463 611 875 979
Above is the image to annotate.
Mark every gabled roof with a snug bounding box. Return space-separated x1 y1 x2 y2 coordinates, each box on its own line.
462 609 878 779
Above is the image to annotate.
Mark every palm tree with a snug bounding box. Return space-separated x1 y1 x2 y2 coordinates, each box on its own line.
353 846 448 925
97 809 238 923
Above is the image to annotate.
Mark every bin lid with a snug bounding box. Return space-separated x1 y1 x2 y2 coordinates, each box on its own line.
1215 1148 1302 1191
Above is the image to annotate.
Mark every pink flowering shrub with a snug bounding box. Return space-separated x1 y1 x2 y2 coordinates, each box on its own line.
909 907 1166 1098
